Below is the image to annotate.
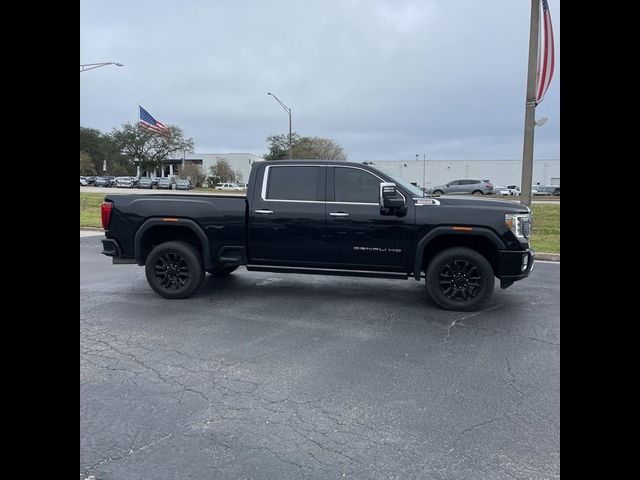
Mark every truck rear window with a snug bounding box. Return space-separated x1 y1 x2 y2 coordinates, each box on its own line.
266 166 319 201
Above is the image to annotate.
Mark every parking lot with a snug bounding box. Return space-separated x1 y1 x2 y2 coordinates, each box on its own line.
81 235 559 479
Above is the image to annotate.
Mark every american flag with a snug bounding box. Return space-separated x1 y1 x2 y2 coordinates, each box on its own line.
535 0 555 104
138 106 171 135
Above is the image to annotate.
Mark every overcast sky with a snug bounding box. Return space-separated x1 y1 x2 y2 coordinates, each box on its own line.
80 0 560 161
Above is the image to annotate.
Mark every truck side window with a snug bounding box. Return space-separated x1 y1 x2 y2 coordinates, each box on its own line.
266 166 320 201
334 167 379 203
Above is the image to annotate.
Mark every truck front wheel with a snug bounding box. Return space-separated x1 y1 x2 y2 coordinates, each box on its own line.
425 247 494 311
145 241 205 299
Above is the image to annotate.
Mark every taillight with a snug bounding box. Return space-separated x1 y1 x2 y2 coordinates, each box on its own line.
101 202 113 230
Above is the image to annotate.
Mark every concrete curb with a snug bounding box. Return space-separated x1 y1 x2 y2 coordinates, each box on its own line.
536 252 560 262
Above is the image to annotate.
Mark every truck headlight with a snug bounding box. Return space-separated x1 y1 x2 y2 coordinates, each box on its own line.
505 213 532 242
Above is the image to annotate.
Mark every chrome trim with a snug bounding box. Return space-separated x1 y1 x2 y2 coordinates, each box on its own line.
326 201 378 206
261 164 325 202
413 197 441 206
329 212 350 217
259 164 407 205
254 209 273 214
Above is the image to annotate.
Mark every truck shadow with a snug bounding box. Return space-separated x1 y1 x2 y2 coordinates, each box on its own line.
194 269 518 322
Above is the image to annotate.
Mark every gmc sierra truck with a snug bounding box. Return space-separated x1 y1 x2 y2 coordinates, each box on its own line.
100 160 534 311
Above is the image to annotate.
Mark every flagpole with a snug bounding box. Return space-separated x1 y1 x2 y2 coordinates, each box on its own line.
520 0 540 207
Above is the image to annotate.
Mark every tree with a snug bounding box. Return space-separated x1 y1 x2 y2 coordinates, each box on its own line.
179 162 206 187
209 158 238 183
80 126 131 175
263 133 301 160
292 136 347 161
80 152 97 175
264 133 346 160
110 123 195 175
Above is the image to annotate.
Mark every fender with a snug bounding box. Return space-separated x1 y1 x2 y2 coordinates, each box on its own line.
134 218 214 270
412 226 506 280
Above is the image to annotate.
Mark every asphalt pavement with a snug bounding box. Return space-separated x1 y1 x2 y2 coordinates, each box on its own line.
80 235 559 480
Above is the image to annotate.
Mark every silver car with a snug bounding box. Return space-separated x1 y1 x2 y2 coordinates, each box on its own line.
431 179 494 196
115 176 134 188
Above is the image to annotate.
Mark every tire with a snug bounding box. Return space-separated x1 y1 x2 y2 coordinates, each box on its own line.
145 241 205 299
472 190 483 196
433 190 444 196
206 265 238 277
425 247 494 311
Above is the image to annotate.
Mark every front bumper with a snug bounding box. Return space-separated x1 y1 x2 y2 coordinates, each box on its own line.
497 248 535 289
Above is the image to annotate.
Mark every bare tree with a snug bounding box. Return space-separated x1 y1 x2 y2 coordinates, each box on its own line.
265 133 347 161
179 163 206 187
210 157 238 183
293 136 347 160
111 122 195 174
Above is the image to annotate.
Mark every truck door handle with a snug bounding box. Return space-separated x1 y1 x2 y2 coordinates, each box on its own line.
254 209 273 214
329 212 350 217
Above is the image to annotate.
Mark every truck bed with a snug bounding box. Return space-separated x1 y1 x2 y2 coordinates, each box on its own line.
105 194 247 260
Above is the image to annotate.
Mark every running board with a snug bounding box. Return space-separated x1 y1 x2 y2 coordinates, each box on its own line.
246 264 408 280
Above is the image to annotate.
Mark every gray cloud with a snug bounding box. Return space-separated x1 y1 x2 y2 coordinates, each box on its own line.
80 0 560 160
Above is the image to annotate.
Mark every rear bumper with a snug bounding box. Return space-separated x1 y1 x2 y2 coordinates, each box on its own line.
497 248 535 288
101 238 121 257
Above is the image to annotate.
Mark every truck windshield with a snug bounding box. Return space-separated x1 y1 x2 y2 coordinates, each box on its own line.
369 164 426 197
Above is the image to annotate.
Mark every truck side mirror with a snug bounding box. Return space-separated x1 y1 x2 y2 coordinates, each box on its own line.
379 182 405 209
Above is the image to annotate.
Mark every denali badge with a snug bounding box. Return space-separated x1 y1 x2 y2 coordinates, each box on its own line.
354 246 402 253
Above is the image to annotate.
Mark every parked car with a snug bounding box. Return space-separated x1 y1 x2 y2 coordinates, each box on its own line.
94 176 116 187
157 177 176 190
115 176 134 188
138 177 154 189
216 182 244 191
534 186 560 196
492 186 512 196
85 176 97 185
176 179 193 190
101 160 534 311
80 177 88 186
431 179 494 196
506 185 520 196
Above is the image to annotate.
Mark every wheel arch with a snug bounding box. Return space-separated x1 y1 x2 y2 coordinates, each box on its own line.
135 218 213 270
413 227 505 280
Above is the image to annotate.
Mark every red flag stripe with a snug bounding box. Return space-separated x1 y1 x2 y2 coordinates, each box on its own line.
535 1 555 104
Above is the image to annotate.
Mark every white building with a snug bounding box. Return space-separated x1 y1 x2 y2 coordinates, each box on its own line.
368 158 560 189
161 153 264 182
158 155 559 189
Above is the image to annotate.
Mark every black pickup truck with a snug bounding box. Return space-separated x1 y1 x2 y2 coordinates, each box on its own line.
101 160 534 311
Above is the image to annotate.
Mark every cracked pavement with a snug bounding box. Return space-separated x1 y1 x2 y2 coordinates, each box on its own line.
80 236 559 479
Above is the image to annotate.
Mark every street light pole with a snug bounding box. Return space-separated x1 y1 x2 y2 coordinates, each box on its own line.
520 0 540 207
267 92 292 159
80 62 124 72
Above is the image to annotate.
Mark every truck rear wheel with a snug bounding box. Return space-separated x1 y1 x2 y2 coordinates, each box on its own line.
425 247 494 311
145 241 205 299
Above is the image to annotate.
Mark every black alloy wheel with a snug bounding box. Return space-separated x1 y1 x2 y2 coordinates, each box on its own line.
145 241 204 299
425 247 494 311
